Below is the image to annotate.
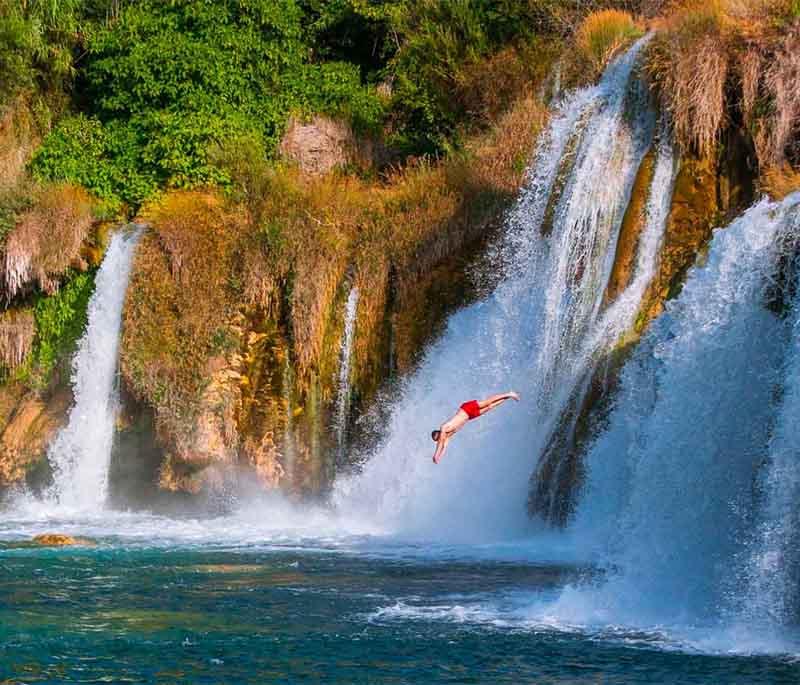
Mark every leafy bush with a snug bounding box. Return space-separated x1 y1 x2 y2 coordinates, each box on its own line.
70 0 383 196
26 270 95 387
0 0 81 105
375 0 569 153
29 115 158 210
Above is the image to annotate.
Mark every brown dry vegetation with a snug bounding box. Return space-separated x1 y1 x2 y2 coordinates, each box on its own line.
647 0 800 168
760 163 800 200
2 183 93 299
121 193 247 441
0 308 34 369
576 9 643 73
0 97 41 194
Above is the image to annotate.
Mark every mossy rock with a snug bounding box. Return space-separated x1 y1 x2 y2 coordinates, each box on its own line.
31 533 95 547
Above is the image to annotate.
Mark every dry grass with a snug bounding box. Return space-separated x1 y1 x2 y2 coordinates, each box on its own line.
760 164 800 200
3 183 93 299
0 309 34 369
647 2 731 158
576 10 643 72
753 28 800 167
649 0 800 167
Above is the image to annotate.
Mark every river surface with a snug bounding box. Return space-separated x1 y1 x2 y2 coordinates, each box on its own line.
1 503 798 684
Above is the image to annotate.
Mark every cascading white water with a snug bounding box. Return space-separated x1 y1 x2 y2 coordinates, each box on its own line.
552 194 800 633
334 286 359 453
281 355 297 485
46 228 141 511
735 198 800 638
334 39 672 541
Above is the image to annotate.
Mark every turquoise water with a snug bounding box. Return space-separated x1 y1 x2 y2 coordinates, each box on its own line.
1 509 799 684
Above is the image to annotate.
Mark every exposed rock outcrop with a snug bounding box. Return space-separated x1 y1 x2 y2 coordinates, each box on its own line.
531 143 759 525
0 384 71 486
0 309 35 370
279 115 379 176
31 533 95 546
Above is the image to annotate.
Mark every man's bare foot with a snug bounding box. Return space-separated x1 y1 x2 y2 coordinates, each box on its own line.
509 391 520 401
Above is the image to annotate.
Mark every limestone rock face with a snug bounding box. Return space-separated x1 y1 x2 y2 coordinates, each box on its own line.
637 154 720 328
0 386 71 486
279 115 366 176
0 309 35 370
158 349 243 494
603 147 657 306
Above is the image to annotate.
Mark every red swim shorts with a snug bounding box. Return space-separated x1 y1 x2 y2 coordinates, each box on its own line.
460 400 481 420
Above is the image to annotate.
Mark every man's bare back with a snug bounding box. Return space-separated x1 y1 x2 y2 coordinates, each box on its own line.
431 391 520 463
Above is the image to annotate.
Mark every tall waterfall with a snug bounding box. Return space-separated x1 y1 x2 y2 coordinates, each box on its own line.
47 229 141 511
334 38 673 541
552 194 800 636
334 286 359 454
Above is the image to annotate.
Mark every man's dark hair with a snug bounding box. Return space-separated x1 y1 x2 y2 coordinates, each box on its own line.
431 430 441 442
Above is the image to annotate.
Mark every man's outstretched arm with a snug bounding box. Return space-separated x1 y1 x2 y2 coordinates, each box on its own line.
432 432 449 464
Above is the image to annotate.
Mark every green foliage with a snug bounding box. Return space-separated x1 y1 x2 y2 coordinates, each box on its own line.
377 0 563 154
0 0 82 105
15 0 568 205
29 114 157 209
72 0 383 195
24 270 95 387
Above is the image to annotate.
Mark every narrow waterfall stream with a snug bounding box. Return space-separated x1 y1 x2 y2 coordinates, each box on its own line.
46 228 141 511
334 286 359 456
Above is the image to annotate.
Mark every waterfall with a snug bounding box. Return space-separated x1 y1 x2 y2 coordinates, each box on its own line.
281 354 296 487
554 194 800 631
46 228 141 511
737 198 800 635
334 286 359 455
333 38 672 541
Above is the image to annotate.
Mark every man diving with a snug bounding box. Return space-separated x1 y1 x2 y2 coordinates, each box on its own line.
431 391 520 464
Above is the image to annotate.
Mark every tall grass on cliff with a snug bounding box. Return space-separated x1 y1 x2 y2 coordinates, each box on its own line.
648 0 800 165
3 183 93 300
647 2 731 159
575 9 643 73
